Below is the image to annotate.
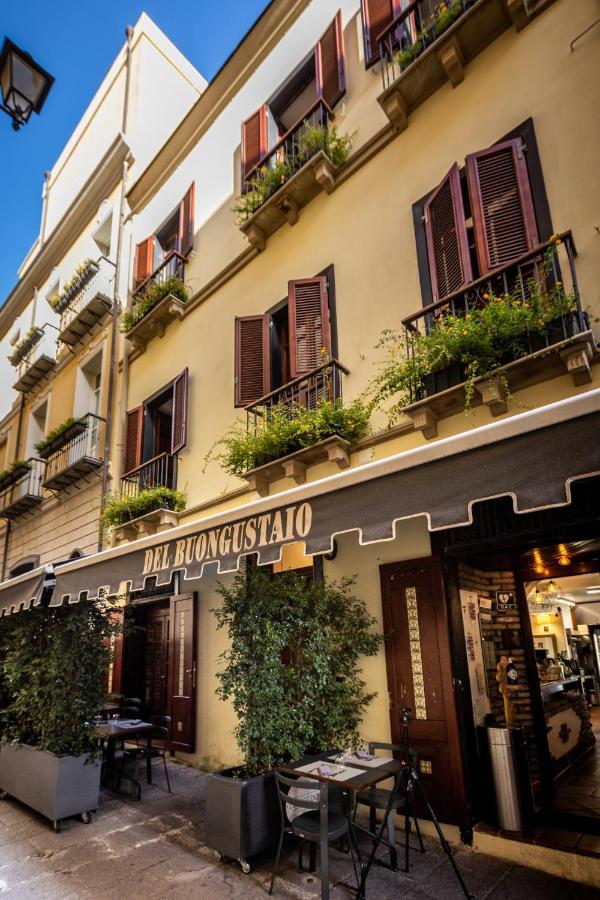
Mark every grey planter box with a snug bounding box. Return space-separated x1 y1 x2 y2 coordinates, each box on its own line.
204 768 280 872
0 741 101 831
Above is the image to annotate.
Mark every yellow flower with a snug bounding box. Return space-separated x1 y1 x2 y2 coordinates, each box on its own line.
549 233 558 242
555 281 562 287
483 292 489 300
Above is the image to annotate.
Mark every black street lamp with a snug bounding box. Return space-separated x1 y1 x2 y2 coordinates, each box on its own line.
0 38 54 131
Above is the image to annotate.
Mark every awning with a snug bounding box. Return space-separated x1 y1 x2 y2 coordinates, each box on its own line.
0 566 49 616
50 389 600 605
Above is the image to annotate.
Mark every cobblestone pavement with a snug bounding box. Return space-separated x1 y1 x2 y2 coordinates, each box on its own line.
0 760 597 898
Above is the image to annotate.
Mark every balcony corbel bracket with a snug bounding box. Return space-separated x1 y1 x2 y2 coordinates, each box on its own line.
380 88 409 134
561 342 593 386
244 223 266 253
168 298 186 322
314 157 336 195
327 443 350 470
505 0 529 32
247 473 270 497
475 376 509 417
282 459 307 485
277 195 299 226
407 406 438 440
438 37 464 88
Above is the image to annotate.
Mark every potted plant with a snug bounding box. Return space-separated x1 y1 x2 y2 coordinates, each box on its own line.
7 327 44 367
0 460 31 492
35 416 87 459
204 568 382 871
0 597 120 831
102 486 186 528
120 276 189 333
50 259 99 314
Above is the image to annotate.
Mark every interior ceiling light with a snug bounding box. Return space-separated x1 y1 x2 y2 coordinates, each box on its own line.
586 588 600 594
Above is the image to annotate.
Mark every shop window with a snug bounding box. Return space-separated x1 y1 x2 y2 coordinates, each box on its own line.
124 369 188 474
133 183 195 289
413 119 553 306
234 265 338 407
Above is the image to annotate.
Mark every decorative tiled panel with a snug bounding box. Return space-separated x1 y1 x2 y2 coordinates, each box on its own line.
406 586 427 720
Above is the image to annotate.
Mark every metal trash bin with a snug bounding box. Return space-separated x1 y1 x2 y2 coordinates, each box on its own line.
487 726 525 831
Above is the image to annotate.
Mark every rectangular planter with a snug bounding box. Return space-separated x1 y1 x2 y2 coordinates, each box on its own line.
0 741 100 831
38 421 87 459
419 363 465 399
529 312 586 353
204 768 280 866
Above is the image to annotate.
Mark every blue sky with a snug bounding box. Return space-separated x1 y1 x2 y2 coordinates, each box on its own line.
0 0 271 303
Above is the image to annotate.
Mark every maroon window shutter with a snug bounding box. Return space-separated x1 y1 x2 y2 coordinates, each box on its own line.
167 593 197 752
288 277 331 378
134 237 154 289
466 137 539 276
178 183 195 258
315 11 346 109
241 105 268 182
361 0 398 67
234 315 270 407
171 368 189 453
424 164 473 301
124 406 144 473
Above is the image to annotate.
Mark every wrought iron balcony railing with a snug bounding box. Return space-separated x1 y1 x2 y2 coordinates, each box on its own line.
245 359 349 433
243 98 334 190
378 0 473 91
401 231 587 403
0 458 45 519
43 413 106 490
58 257 115 345
121 452 178 501
133 250 186 300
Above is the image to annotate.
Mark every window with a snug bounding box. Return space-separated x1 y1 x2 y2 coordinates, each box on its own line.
413 120 552 305
92 200 113 257
361 0 423 68
234 266 337 407
241 12 346 184
26 399 49 457
75 350 103 455
9 556 39 578
124 369 188 474
134 184 195 289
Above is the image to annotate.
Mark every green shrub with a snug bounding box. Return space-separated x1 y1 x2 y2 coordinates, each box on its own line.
102 486 186 527
213 398 371 478
213 569 382 774
49 259 98 312
8 327 43 367
34 416 86 455
0 460 30 490
120 276 189 333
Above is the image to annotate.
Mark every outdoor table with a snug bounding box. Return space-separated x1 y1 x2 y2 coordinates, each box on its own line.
96 719 154 800
279 751 406 899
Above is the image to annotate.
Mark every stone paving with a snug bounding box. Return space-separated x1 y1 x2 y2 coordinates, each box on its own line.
0 759 597 899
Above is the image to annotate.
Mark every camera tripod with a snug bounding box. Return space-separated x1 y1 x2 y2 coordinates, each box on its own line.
354 707 474 900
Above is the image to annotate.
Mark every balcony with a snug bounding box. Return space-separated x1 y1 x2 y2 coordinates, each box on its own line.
115 453 180 542
42 414 105 492
0 459 45 520
243 360 352 496
238 100 339 253
377 0 529 132
57 258 115 348
399 232 596 438
11 327 56 396
125 251 187 357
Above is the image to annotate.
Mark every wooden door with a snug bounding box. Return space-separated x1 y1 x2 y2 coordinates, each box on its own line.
143 605 170 718
167 593 197 752
380 557 467 824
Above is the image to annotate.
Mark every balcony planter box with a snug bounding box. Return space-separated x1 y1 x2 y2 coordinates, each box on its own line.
37 420 87 460
125 293 186 357
0 741 100 832
418 363 465 400
204 768 279 871
528 312 587 354
113 506 180 544
243 435 352 497
0 462 31 492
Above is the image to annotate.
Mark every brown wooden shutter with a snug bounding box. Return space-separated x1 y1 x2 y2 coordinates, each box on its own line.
466 137 539 276
361 0 398 67
171 368 188 453
178 183 195 257
234 316 270 407
167 593 197 752
315 11 346 109
424 164 473 301
288 277 331 378
108 609 125 695
134 237 154 289
124 406 144 473
241 105 268 182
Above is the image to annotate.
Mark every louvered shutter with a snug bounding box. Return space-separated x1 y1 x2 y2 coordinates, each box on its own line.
288 277 331 378
178 184 195 257
171 368 189 453
466 138 539 276
316 11 346 109
424 164 473 301
241 105 268 182
235 316 270 407
361 0 398 67
124 406 144 473
134 237 154 289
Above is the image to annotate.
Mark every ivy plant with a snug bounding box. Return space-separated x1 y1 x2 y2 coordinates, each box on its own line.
0 600 120 757
213 568 382 775
102 486 186 527
120 276 189 334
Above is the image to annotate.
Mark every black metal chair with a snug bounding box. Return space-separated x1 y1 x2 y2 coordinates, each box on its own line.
353 741 424 870
269 772 359 900
124 715 172 793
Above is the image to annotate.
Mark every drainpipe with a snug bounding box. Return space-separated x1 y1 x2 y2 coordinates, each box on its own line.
39 171 51 247
2 393 27 580
97 24 134 552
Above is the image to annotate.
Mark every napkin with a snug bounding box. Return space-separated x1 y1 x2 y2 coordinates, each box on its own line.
318 765 331 777
355 750 374 760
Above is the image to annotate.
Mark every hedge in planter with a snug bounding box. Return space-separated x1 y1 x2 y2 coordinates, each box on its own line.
0 460 30 492
102 486 186 527
35 416 86 458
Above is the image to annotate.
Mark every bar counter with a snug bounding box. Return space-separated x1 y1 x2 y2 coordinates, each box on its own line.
540 676 595 776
